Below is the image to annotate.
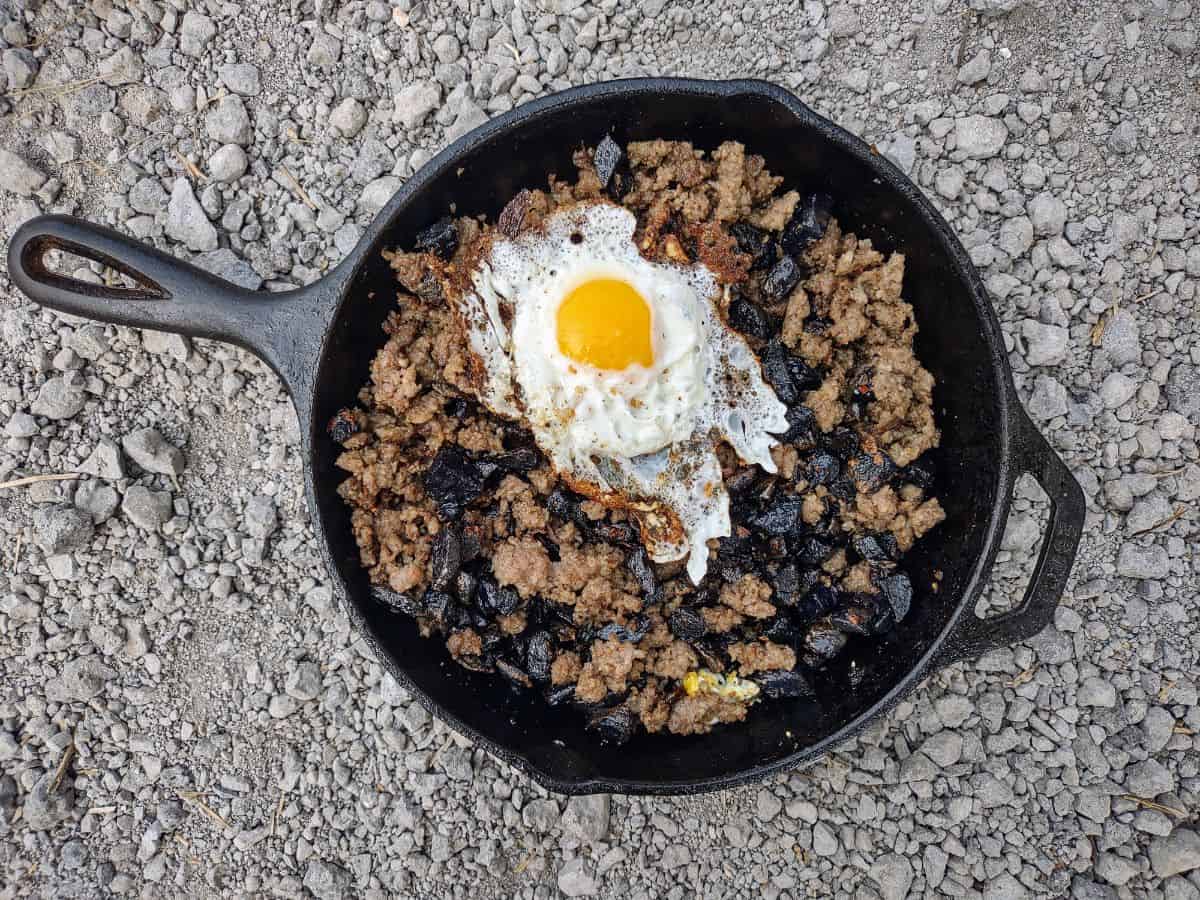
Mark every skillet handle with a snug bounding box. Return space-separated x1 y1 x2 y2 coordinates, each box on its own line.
935 408 1085 667
7 214 332 408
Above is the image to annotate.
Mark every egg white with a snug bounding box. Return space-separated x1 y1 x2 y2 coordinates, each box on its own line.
454 201 789 583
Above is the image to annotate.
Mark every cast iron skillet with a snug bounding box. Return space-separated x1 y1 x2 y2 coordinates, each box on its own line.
7 78 1085 795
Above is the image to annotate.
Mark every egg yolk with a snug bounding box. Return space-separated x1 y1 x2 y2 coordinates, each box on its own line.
556 278 654 371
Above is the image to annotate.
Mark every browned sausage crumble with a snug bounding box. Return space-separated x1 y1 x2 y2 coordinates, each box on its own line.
333 138 944 742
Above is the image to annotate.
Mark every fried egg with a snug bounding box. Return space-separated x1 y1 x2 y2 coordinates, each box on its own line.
453 201 788 583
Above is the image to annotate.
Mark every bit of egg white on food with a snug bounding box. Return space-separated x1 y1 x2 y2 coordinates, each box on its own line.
453 201 788 583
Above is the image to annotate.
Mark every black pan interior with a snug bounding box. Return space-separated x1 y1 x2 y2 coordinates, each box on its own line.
306 83 1007 792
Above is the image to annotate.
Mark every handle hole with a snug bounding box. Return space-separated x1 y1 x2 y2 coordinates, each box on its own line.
23 235 168 300
975 472 1050 619
44 247 148 291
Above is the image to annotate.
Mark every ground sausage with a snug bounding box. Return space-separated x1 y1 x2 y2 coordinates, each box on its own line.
575 638 644 703
667 694 749 735
551 651 582 686
727 641 796 676
491 537 552 599
718 574 776 619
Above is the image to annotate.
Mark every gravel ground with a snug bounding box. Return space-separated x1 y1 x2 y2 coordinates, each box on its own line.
1 0 1198 898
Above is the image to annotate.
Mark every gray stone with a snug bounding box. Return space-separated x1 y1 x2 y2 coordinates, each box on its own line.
1165 365 1200 420
78 437 125 480
129 177 169 216
1164 876 1200 900
307 33 342 69
122 87 165 129
1109 120 1138 154
522 798 560 831
4 411 38 437
1116 543 1170 579
1069 877 1118 900
1029 192 1068 236
1165 28 1197 56
545 46 568 77
1158 215 1187 242
285 661 322 700
446 97 488 142
303 860 350 900
984 873 1030 900
1078 676 1117 707
1100 310 1140 366
121 428 186 476
99 46 142 85
330 98 367 138
351 138 395 185
1021 320 1070 365
268 694 297 718
29 376 85 422
0 774 14 822
969 0 1028 14
334 223 361 254
43 131 81 164
74 480 120 524
0 149 47 197
1151 830 1200 878
142 331 191 361
218 63 261 96
660 844 691 868
205 96 253 146
935 168 964 199
166 178 218 252
1029 374 1069 421
921 731 964 767
812 822 839 855
755 788 783 821
60 840 88 869
195 248 262 290
957 49 992 85
1029 624 1073 664
179 12 217 57
999 216 1034 257
882 132 917 174
22 773 74 831
359 176 401 215
1126 758 1174 797
955 115 1008 158
316 206 346 234
924 845 948 887
870 854 914 900
394 81 441 129
1046 235 1084 269
936 694 973 727
900 750 940 782
1099 372 1137 409
122 485 174 530
2 48 38 89
245 495 278 539
433 34 462 64
48 657 117 701
208 145 248 183
562 794 610 842
1127 493 1171 533
1076 787 1112 823
33 504 94 553
1142 706 1176 752
972 772 1014 807
66 325 110 361
1002 511 1040 553
557 858 598 897
828 4 862 38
